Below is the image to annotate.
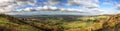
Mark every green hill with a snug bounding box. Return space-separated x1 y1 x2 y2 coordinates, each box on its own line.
0 14 120 31
0 14 42 31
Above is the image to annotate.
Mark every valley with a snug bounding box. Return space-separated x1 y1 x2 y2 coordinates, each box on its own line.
0 14 120 31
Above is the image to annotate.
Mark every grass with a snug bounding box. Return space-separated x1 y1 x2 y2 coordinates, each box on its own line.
0 14 119 31
0 16 42 31
62 21 94 30
61 16 109 31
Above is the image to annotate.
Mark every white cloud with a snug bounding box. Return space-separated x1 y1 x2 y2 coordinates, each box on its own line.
66 0 104 15
23 7 33 11
37 6 80 11
47 0 101 14
40 6 58 10
17 6 58 12
90 9 104 15
1 0 106 15
48 0 63 5
0 0 36 13
115 4 120 10
15 6 84 12
67 0 99 10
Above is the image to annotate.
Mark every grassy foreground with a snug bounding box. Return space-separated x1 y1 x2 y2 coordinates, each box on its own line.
0 14 120 31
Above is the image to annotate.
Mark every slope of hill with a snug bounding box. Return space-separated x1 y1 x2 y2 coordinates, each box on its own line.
0 14 42 31
0 14 120 31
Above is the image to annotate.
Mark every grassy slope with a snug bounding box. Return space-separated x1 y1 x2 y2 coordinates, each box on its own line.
62 15 109 31
0 14 42 31
64 14 120 31
0 14 120 31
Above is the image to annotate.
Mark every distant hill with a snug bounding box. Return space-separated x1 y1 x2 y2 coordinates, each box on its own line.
0 14 120 31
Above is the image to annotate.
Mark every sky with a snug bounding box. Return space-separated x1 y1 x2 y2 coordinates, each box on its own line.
0 0 120 15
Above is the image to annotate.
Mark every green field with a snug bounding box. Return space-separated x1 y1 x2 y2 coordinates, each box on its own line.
0 14 120 31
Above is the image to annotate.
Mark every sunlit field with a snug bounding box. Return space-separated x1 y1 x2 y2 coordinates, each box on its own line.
0 14 120 31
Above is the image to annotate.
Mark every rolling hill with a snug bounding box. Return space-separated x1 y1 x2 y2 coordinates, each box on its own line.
0 14 120 31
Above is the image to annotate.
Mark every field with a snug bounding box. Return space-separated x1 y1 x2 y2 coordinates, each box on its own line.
0 14 120 31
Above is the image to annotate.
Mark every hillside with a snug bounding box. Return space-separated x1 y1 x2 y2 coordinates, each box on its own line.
0 14 120 31
0 14 42 31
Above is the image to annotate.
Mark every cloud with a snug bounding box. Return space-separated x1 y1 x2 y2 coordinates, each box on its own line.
67 0 99 10
89 8 104 15
16 6 58 12
13 0 103 15
47 0 100 13
35 6 58 11
0 0 36 13
15 6 84 12
66 0 104 15
67 0 98 5
1 0 105 15
48 0 63 5
115 4 120 10
6 6 93 15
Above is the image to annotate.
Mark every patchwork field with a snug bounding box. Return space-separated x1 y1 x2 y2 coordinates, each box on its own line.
0 14 120 31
